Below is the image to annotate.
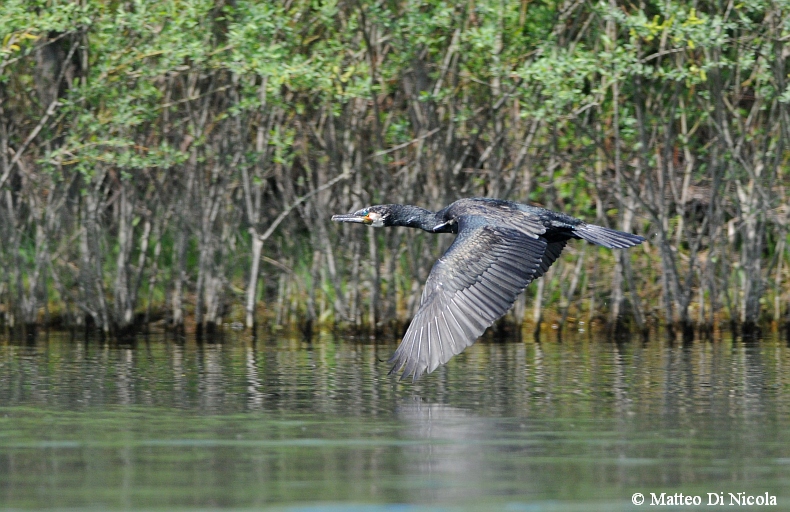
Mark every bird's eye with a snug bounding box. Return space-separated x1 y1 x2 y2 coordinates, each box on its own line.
360 209 369 216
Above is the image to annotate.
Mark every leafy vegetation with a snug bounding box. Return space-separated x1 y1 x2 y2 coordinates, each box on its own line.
1 0 788 338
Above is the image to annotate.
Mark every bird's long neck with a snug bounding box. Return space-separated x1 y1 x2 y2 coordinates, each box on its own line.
388 205 444 232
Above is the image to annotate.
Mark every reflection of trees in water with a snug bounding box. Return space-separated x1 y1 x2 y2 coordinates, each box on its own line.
0 335 785 412
197 343 226 413
0 333 787 424
115 348 134 406
245 344 264 411
0 333 789 505
171 343 187 408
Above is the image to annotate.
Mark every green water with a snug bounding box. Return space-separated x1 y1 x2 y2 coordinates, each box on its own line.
1 332 789 511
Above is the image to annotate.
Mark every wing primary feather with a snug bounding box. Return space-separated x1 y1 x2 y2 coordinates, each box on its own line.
450 294 487 330
428 319 439 375
460 287 501 319
448 311 471 352
449 297 479 338
410 325 425 380
450 300 482 336
425 322 432 375
459 294 492 332
388 331 409 374
434 317 446 369
440 311 459 356
390 327 417 376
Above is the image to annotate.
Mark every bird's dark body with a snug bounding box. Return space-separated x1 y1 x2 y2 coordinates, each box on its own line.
332 197 645 380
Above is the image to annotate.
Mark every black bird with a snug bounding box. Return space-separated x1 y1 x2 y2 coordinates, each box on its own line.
332 197 645 380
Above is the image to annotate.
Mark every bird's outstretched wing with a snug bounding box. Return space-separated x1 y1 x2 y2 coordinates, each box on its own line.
389 218 549 381
536 240 567 280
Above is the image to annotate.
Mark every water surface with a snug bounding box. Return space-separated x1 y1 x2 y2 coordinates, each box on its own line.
1 332 789 511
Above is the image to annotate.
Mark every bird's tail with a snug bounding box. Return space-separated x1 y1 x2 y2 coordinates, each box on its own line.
575 224 645 249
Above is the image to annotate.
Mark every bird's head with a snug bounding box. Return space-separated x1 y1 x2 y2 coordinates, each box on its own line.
331 205 392 227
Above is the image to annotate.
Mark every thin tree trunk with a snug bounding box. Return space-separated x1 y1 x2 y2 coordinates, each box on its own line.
246 235 263 330
113 181 135 333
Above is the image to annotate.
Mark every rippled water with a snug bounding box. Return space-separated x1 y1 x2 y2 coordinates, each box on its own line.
1 331 789 511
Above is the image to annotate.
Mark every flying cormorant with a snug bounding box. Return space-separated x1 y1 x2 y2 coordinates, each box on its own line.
332 197 645 380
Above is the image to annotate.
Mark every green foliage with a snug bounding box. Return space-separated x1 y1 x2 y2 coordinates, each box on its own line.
1 0 789 329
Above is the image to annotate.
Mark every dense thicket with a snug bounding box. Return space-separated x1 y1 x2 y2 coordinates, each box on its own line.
1 0 789 338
